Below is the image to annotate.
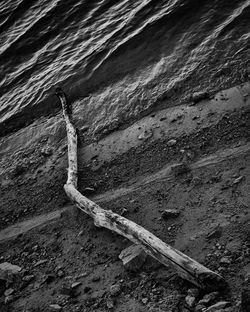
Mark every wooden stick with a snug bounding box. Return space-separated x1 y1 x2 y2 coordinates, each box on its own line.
56 88 224 290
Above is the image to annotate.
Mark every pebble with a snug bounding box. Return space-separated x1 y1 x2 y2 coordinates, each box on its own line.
49 304 62 311
167 139 177 147
185 295 196 308
106 298 114 309
138 130 153 141
71 282 82 289
110 284 121 296
4 288 14 297
142 298 148 304
219 257 231 265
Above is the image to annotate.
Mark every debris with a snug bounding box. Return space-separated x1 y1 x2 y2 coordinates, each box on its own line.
167 139 177 147
198 292 219 306
195 304 206 312
233 176 244 185
22 275 35 283
119 245 147 272
205 301 231 311
34 259 48 267
161 209 180 220
142 298 149 304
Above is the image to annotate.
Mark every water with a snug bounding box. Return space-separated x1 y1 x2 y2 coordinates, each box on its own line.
0 0 249 137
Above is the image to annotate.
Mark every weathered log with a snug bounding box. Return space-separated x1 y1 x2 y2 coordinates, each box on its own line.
56 88 224 290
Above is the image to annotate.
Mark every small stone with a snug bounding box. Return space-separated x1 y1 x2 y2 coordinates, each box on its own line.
106 298 114 309
206 301 231 312
119 245 147 272
110 284 121 296
57 270 64 278
0 262 22 282
49 304 62 311
142 298 148 305
138 129 153 141
161 209 180 220
220 257 231 266
167 139 177 147
4 288 14 297
71 282 82 289
185 295 196 308
41 147 53 156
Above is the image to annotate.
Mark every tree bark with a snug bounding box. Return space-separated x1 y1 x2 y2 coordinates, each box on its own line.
56 88 225 290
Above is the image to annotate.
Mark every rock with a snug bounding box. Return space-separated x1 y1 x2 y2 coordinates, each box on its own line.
191 91 209 104
71 282 82 289
41 147 53 156
142 298 148 304
106 298 114 309
205 301 230 312
198 292 219 306
0 262 22 282
219 257 231 266
185 295 196 308
4 288 14 297
119 245 147 272
138 129 153 141
167 139 177 147
49 304 62 311
57 270 64 278
161 209 180 220
110 284 121 296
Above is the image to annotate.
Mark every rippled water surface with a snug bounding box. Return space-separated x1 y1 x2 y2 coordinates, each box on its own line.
1 0 249 136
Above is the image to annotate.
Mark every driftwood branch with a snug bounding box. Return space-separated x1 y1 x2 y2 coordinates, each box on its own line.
56 88 224 290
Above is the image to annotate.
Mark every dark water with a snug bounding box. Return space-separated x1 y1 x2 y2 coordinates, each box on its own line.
0 0 249 136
